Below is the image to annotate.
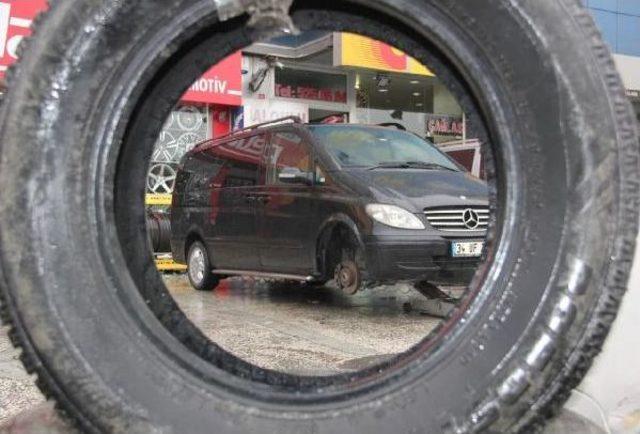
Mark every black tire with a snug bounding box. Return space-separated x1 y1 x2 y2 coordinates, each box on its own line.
186 241 219 291
0 1 638 433
146 213 172 253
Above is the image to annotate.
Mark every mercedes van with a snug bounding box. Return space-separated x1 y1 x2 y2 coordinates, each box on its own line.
170 117 489 293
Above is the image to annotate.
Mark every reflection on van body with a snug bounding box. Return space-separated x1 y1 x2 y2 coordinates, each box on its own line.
170 121 489 294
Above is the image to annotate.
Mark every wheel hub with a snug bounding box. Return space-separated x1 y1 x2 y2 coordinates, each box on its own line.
189 247 206 284
334 260 361 295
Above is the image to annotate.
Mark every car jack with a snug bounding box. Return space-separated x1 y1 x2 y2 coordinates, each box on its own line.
411 281 457 318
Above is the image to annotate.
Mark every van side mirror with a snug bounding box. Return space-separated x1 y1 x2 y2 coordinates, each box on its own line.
278 167 314 185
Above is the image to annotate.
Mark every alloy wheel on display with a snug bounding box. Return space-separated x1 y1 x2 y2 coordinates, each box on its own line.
147 163 177 194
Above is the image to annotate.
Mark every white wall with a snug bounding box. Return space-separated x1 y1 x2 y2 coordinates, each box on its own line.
566 233 640 433
614 54 640 91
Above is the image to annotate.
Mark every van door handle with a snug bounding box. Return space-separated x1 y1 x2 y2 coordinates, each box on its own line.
256 196 270 204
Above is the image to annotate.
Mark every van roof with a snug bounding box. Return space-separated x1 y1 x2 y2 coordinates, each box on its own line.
190 121 410 154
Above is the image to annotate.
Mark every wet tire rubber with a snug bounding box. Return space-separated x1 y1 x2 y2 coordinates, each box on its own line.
187 241 219 291
0 1 638 433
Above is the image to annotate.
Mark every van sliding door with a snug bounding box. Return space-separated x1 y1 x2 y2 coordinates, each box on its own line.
257 130 316 274
206 135 266 270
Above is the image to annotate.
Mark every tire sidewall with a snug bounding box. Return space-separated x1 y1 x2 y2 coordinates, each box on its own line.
0 0 636 433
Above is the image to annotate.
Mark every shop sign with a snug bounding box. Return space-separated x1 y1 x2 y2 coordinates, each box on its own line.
0 0 48 79
334 33 433 77
275 68 347 104
242 99 308 128
426 114 464 136
276 84 347 103
182 52 243 106
145 194 173 206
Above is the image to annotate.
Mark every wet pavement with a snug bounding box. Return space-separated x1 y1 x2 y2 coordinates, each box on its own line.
167 275 446 375
0 327 45 424
0 275 446 422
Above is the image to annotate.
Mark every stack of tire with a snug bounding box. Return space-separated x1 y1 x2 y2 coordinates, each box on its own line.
146 212 172 253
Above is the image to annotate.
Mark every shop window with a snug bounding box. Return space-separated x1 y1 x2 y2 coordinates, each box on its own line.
148 104 211 194
152 105 210 164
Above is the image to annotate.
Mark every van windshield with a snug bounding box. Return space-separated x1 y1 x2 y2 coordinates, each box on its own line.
308 125 460 171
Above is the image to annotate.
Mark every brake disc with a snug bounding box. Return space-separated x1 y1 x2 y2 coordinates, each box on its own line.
334 260 361 296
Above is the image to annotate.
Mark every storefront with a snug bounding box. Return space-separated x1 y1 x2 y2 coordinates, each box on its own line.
241 32 467 144
333 33 466 143
148 52 243 194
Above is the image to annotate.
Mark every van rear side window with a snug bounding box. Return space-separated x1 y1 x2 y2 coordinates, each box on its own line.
210 134 267 187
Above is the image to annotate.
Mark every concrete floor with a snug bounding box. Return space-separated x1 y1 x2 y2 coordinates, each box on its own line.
0 275 445 423
168 275 444 375
0 327 45 424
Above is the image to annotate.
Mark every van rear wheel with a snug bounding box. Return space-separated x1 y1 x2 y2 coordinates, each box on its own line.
187 241 219 291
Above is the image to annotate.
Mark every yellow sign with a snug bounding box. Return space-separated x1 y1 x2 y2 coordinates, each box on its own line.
145 193 172 206
155 257 187 272
335 33 434 77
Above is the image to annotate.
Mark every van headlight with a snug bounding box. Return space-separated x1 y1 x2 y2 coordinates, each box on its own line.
365 204 425 230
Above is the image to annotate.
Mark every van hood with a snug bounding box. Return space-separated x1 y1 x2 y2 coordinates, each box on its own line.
344 169 489 211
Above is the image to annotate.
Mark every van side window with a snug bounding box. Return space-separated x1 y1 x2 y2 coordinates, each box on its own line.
210 134 266 187
266 132 312 185
182 153 214 207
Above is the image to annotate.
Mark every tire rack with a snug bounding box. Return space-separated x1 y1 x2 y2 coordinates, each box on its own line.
146 193 187 272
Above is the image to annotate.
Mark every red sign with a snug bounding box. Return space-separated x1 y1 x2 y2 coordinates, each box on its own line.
182 52 243 106
276 84 347 103
212 106 231 137
0 0 48 78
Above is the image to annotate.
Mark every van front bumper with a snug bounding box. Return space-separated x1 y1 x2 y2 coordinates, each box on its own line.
362 234 484 285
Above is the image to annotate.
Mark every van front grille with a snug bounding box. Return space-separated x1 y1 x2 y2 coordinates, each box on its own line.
424 206 489 232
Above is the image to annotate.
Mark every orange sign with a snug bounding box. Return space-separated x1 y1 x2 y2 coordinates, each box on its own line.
334 33 434 76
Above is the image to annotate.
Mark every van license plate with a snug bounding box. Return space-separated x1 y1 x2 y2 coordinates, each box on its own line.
451 241 484 258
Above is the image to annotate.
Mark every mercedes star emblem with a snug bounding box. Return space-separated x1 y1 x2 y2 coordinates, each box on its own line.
462 209 480 230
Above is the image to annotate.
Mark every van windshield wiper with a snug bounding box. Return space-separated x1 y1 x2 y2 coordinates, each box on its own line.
367 161 457 171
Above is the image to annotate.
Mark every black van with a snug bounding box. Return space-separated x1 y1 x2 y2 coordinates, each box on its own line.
170 117 489 293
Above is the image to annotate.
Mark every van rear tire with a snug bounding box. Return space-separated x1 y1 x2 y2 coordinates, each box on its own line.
187 241 219 291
